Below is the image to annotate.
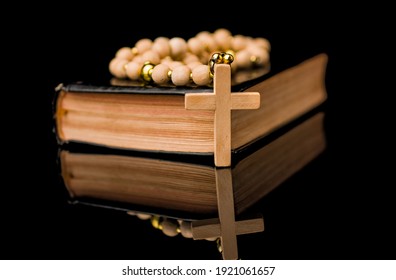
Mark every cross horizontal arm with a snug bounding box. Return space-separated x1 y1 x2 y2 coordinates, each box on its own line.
231 92 260 109
192 216 264 240
185 93 215 110
185 92 260 110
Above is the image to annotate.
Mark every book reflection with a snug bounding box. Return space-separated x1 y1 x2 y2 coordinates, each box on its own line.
59 111 326 259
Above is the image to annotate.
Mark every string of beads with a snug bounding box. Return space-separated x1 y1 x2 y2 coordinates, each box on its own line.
109 28 270 86
128 211 225 255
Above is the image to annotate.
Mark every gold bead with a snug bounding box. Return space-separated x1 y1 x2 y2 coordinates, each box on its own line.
151 215 162 229
140 62 155 83
216 238 222 253
211 52 222 63
209 53 220 75
209 52 234 75
223 53 234 64
209 59 215 75
225 49 236 59
167 70 172 79
250 55 258 64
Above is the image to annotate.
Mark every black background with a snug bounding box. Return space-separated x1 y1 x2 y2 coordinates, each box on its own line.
3 6 394 260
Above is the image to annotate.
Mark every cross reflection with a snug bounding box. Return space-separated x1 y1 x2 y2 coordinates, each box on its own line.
192 168 264 259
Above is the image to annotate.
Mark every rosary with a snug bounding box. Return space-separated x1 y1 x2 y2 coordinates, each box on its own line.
109 28 270 86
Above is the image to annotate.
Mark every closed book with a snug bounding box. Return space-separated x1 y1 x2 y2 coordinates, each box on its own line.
55 54 327 162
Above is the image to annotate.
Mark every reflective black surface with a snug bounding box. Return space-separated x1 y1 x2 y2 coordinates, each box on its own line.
53 111 326 260
7 107 391 260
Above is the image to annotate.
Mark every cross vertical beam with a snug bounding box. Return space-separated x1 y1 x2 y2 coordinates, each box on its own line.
191 168 265 260
215 168 237 259
214 65 232 167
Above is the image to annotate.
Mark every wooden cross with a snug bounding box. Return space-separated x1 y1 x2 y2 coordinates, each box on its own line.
191 168 264 260
185 64 261 167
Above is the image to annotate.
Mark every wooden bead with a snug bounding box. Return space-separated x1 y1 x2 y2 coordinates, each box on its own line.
152 64 171 84
161 219 179 237
116 47 134 60
141 50 161 64
180 221 193 238
254 37 271 51
187 37 205 55
126 211 136 216
162 58 184 70
171 65 191 86
195 31 211 41
214 28 232 38
192 65 211 86
248 46 269 65
125 61 142 80
132 55 145 64
152 37 170 58
109 58 128 78
183 53 199 64
168 61 184 70
258 51 270 66
199 51 211 64
235 49 251 68
187 61 202 70
109 58 119 76
196 31 217 51
232 35 248 51
136 213 151 220
214 28 232 50
135 38 152 53
205 237 217 241
169 37 188 59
